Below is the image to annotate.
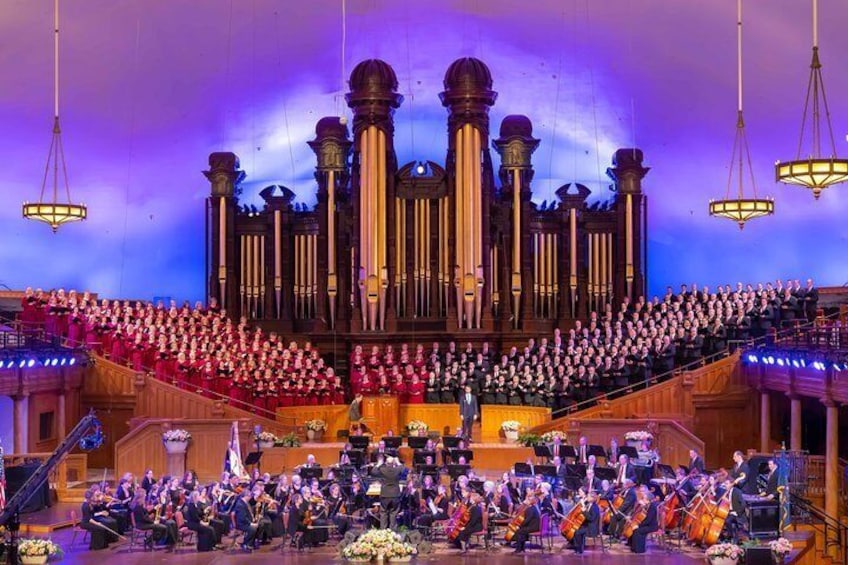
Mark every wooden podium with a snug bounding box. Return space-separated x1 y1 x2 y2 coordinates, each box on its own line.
361 395 399 437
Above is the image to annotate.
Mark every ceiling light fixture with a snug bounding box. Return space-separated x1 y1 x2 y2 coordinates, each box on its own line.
774 0 848 198
22 0 87 232
709 0 774 229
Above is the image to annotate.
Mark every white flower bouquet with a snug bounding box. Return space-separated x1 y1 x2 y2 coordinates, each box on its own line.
385 539 416 559
769 537 793 557
623 430 653 441
540 430 566 443
254 431 278 443
162 429 192 442
304 419 327 431
501 420 521 432
342 540 374 560
705 543 744 561
18 539 63 558
341 529 409 560
406 420 428 433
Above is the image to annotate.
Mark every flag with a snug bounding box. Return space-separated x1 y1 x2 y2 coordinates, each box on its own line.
224 422 248 480
0 444 6 513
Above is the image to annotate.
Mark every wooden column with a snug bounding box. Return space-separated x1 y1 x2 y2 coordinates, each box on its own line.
760 389 770 453
57 389 67 439
13 393 29 453
788 394 802 451
823 398 839 557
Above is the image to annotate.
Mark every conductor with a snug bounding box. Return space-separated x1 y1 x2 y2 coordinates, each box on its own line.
370 456 404 529
459 385 478 440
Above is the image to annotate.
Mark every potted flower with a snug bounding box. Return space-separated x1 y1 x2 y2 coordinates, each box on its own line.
342 540 374 562
162 429 192 454
623 430 652 447
304 419 327 442
706 542 744 565
540 430 567 443
255 431 278 449
769 537 793 564
385 539 416 562
278 432 301 447
18 539 63 565
501 420 521 442
406 421 429 437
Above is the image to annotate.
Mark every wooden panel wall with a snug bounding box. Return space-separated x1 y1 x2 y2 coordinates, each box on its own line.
399 404 460 437
275 405 349 441
361 396 398 438
480 405 551 441
114 418 251 483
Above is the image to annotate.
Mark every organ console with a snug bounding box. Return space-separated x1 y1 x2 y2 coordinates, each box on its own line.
206 57 648 338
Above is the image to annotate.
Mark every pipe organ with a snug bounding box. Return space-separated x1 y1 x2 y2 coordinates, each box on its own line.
206 57 648 338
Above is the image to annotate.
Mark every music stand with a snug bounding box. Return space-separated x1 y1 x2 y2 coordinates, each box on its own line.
588 445 607 459
245 451 263 472
415 465 440 480
534 445 552 459
407 436 430 449
535 464 556 478
382 436 403 449
560 445 577 459
468 480 485 494
594 467 617 483
350 436 371 450
619 446 639 460
447 464 470 479
334 465 356 483
656 464 676 479
299 467 323 481
443 436 463 449
413 450 437 466
450 449 474 462
514 463 534 477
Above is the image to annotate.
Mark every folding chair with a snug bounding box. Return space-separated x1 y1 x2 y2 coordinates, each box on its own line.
529 513 552 552
69 510 90 547
128 511 152 551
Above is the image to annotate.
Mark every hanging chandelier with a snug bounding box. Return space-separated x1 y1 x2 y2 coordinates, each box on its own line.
709 0 774 229
22 0 87 232
774 0 848 198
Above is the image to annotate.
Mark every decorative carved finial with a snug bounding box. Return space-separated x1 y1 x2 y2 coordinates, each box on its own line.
204 152 245 198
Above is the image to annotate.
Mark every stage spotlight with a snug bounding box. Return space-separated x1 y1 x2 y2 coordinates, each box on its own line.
777 359 784 367
27 359 36 368
19 359 26 368
766 356 775 365
800 359 806 367
69 358 76 366
415 162 427 175
51 358 58 366
60 358 67 366
746 354 758 363
832 363 842 372
0 360 4 369
791 360 799 368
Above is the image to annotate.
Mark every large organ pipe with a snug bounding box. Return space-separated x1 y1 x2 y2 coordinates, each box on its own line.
552 233 558 319
218 197 227 307
377 129 387 330
606 232 613 303
274 210 282 318
415 199 421 314
306 233 313 317
626 193 634 298
425 198 431 316
593 233 600 310
533 232 539 316
569 208 577 316
239 235 246 315
600 231 607 306
359 128 369 323
546 233 553 316
395 197 402 316
259 235 265 318
294 235 300 317
587 233 593 313
512 169 521 325
327 170 336 326
454 127 465 329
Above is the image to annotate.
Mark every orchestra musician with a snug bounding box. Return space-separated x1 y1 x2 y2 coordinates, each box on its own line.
722 478 747 544
576 436 590 464
548 435 566 461
80 489 120 550
233 489 259 552
627 486 658 554
568 491 600 555
185 490 218 552
130 491 176 551
250 486 275 545
140 469 156 495
730 451 750 491
417 484 450 531
688 449 705 474
327 483 352 536
615 454 638 486
760 459 779 500
510 494 540 554
582 468 602 494
452 493 484 553
607 477 637 539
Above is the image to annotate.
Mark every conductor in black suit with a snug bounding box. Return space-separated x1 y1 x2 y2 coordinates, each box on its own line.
458 385 478 440
371 456 404 529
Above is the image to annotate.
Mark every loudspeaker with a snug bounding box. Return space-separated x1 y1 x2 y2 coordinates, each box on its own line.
748 502 780 537
745 546 773 565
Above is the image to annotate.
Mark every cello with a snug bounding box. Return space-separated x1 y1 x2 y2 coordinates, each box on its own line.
621 501 649 539
504 498 534 542
559 499 587 541
701 490 731 546
446 499 470 541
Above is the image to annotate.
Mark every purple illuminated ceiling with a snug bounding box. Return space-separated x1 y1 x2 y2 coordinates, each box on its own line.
1 0 846 301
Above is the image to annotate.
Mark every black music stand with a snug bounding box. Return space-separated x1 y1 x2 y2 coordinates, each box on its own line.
447 464 471 479
350 436 371 450
619 446 639 460
245 451 263 473
594 467 617 483
415 465 440 480
560 445 577 459
514 463 534 477
588 445 607 459
382 436 403 449
468 480 485 494
443 436 463 449
413 450 437 465
407 436 430 449
656 464 676 479
299 467 323 481
535 464 557 478
534 446 552 459
450 449 474 462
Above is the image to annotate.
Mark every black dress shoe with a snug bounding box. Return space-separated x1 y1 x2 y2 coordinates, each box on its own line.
240 544 253 552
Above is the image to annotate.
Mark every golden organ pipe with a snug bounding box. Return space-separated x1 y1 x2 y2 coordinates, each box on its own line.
312 234 317 311
240 234 246 300
607 233 613 299
425 199 431 315
293 235 299 314
587 233 593 308
533 233 539 314
471 126 480 284
625 194 633 278
369 126 378 282
600 231 607 303
593 233 600 301
377 128 386 287
455 127 465 287
569 208 577 289
218 198 226 277
328 170 335 279
359 128 369 290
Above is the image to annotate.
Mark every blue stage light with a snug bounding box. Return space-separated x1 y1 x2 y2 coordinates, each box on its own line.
800 359 806 367
26 359 36 368
746 354 758 363
766 356 775 365
832 363 842 372
0 360 4 369
51 358 58 366
777 359 784 367
69 358 76 366
60 358 67 366
791 360 799 368
19 359 26 368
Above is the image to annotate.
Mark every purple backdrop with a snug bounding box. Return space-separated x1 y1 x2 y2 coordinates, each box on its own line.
1 0 846 302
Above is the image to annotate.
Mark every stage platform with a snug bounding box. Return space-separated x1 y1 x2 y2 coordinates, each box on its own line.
15 502 78 535
14 525 816 564
257 441 535 476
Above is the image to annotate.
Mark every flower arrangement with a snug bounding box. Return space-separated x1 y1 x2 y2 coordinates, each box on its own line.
255 431 278 443
705 543 744 561
304 419 327 432
340 529 416 561
517 432 542 447
18 539 63 558
406 420 428 433
277 432 301 447
624 430 653 441
162 429 191 442
769 537 793 557
501 421 521 432
540 430 567 443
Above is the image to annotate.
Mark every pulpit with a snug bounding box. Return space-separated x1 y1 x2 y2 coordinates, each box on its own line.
361 395 399 437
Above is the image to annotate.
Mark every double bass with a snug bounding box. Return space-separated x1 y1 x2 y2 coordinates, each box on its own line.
701 490 731 546
446 500 470 541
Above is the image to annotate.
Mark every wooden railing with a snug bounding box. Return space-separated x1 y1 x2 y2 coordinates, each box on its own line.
114 418 253 483
807 455 848 512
